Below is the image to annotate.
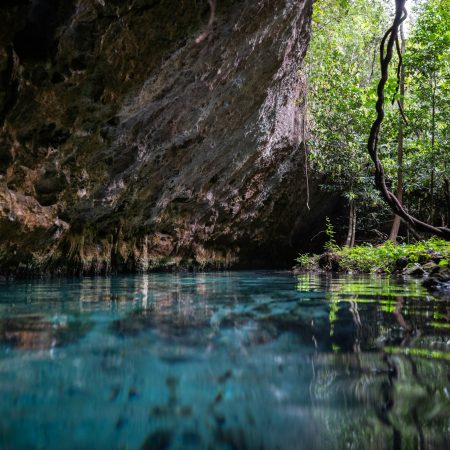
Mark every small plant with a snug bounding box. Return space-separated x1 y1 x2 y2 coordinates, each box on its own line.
295 253 320 270
296 254 311 269
296 253 311 267
324 216 338 252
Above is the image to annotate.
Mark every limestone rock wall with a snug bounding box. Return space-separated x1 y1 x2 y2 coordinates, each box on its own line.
0 0 335 274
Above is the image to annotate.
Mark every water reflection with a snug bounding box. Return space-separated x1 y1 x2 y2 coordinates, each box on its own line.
0 273 448 449
296 274 450 356
298 274 450 450
0 314 91 350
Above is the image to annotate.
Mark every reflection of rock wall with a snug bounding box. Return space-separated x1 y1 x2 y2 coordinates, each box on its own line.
0 314 91 350
0 0 336 274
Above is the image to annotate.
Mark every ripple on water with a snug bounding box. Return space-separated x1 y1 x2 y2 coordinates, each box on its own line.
0 272 448 450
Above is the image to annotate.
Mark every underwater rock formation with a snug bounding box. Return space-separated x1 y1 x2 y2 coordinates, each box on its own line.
0 0 336 274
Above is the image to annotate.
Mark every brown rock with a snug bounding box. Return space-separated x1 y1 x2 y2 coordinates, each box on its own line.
0 0 337 274
318 252 341 272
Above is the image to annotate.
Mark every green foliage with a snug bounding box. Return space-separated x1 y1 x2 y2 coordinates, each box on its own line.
307 0 392 226
338 239 450 273
295 239 450 273
401 0 450 222
295 253 318 270
306 0 450 238
324 216 338 251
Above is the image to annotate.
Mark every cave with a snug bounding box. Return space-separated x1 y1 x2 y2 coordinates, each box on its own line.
0 0 336 274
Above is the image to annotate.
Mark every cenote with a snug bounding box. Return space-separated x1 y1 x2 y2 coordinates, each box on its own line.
0 272 448 449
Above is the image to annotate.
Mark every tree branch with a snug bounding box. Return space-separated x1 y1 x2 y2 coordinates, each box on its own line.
367 0 450 239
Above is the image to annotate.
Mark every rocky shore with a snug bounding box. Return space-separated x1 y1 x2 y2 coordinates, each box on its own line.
293 240 450 295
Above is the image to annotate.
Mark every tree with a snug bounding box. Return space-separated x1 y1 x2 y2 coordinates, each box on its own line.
403 0 450 228
388 22 405 243
367 0 450 239
307 0 450 242
307 0 391 246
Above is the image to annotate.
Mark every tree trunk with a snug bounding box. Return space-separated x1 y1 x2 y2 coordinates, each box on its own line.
389 215 401 243
351 204 356 247
429 76 437 224
444 177 450 227
389 23 405 243
366 0 450 239
345 200 356 247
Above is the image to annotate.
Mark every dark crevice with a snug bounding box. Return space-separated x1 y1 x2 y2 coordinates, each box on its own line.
0 44 20 124
13 0 74 62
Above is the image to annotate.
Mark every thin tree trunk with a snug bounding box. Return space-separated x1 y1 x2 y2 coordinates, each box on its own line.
345 200 356 247
351 205 356 247
389 24 405 243
430 76 437 223
444 177 450 227
405 221 422 241
390 215 401 243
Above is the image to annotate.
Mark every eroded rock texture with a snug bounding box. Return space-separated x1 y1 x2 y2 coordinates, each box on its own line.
0 0 335 274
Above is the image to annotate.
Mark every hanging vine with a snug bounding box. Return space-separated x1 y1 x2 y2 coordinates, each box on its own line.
367 0 450 239
195 0 216 44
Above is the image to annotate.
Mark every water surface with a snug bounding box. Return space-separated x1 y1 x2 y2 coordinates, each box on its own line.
0 272 448 449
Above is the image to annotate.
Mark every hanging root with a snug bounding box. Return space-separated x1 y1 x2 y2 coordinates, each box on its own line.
195 0 216 44
367 0 450 239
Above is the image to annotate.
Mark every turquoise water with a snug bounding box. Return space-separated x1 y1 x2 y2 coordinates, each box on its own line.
0 272 448 449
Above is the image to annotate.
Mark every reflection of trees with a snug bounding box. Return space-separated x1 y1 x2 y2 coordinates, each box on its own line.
310 352 449 449
297 274 450 449
296 274 450 354
0 273 448 448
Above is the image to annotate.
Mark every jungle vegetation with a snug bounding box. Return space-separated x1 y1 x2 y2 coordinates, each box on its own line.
306 0 450 246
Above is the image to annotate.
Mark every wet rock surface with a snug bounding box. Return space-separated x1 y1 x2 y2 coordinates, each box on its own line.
423 266 450 294
0 0 334 274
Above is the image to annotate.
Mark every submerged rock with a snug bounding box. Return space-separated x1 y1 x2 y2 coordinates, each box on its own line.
0 0 337 274
423 266 450 293
140 430 172 450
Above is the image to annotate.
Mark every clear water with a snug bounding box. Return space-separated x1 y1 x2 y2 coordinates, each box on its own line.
0 272 448 450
